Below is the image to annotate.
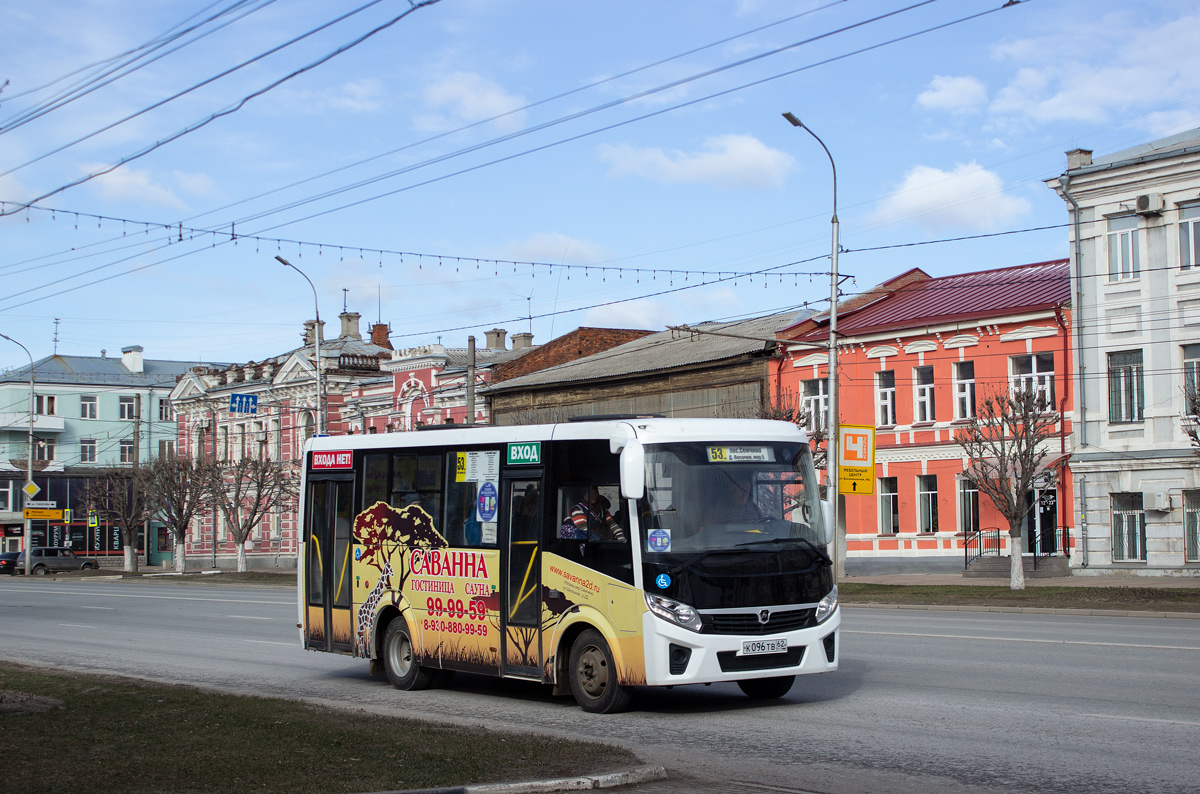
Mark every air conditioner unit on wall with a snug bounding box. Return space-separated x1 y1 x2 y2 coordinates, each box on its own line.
1149 491 1172 512
1136 193 1165 215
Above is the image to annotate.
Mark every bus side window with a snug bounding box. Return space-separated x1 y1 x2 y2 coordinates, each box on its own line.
444 472 480 547
549 484 632 584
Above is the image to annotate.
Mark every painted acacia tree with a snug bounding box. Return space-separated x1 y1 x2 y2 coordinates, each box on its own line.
207 454 295 572
955 387 1060 590
142 453 216 573
81 466 149 573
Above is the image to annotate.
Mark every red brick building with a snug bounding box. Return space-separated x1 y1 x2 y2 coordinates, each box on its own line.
776 261 1074 573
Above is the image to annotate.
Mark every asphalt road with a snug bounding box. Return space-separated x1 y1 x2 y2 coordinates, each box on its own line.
2 577 1198 794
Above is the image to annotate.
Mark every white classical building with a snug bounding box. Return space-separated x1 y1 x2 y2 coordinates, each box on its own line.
1047 127 1200 575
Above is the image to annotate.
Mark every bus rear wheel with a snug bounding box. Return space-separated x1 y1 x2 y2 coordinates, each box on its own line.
568 629 631 713
737 675 795 700
382 619 434 691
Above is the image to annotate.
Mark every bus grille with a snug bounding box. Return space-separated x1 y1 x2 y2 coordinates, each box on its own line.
702 608 816 635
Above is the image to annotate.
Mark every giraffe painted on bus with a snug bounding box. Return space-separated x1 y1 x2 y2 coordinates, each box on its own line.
355 557 393 658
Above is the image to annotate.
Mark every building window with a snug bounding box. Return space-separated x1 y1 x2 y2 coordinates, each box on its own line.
302 413 315 443
1185 344 1200 415
954 361 976 420
1108 350 1144 423
80 439 97 463
159 399 173 421
914 366 935 423
159 440 175 458
879 477 899 534
877 370 896 427
80 395 97 419
803 378 829 433
918 474 938 533
1110 493 1146 562
1185 490 1200 563
34 439 55 462
119 396 136 420
1011 353 1055 408
119 438 135 464
1181 205 1200 270
0 480 11 512
1108 215 1140 280
959 479 979 535
34 395 56 415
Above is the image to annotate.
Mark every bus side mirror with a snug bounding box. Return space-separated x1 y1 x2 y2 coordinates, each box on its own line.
821 500 835 546
619 441 644 500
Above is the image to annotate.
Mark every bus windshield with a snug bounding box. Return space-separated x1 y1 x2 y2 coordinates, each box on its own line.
640 441 825 556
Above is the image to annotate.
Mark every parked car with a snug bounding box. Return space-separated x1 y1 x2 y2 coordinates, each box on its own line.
0 551 20 575
15 547 100 575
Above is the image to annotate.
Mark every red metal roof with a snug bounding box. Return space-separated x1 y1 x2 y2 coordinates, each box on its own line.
788 259 1069 341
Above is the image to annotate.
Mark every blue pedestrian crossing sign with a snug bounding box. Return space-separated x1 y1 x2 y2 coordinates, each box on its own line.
229 393 258 414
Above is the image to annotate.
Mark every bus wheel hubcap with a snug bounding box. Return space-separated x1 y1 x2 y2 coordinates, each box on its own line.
390 634 412 675
576 646 608 697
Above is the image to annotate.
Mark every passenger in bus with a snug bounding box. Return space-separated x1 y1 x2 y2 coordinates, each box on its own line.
559 486 626 542
705 469 766 525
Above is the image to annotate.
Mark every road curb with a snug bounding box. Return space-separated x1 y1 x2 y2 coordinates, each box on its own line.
361 766 668 794
844 602 1200 619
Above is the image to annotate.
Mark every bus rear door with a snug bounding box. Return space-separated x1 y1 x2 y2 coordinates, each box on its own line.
304 476 354 653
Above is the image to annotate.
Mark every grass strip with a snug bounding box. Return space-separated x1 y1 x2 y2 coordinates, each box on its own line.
0 665 634 794
839 583 1200 612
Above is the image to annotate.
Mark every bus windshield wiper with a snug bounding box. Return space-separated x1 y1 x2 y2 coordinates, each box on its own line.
734 536 832 566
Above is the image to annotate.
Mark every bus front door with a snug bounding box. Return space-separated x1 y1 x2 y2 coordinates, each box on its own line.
304 477 354 653
501 475 544 678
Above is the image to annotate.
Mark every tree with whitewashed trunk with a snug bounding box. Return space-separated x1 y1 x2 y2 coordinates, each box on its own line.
207 454 295 573
142 453 216 573
81 467 149 573
954 387 1060 590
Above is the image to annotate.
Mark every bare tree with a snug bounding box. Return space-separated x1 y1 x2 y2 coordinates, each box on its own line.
142 453 216 573
207 454 296 572
955 387 1061 590
757 388 828 478
1183 381 1200 453
81 467 149 573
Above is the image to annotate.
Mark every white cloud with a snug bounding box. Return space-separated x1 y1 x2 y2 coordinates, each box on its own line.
0 174 31 205
172 171 219 200
582 298 676 330
876 161 1030 234
86 165 187 210
502 232 608 265
598 134 793 191
917 75 987 113
987 12 1200 128
328 79 385 113
417 72 525 131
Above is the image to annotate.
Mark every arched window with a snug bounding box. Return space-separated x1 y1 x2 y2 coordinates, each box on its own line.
302 412 315 443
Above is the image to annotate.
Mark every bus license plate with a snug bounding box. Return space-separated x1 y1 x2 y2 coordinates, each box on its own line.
740 638 787 656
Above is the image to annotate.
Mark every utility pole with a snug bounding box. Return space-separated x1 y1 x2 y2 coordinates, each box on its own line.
466 336 476 425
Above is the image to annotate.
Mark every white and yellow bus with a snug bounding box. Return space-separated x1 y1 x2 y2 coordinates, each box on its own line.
298 417 839 712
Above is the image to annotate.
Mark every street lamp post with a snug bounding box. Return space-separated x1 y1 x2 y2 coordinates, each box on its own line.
276 256 324 436
0 332 36 575
782 111 842 579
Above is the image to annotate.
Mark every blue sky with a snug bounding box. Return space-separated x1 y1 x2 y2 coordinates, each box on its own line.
2 0 1199 368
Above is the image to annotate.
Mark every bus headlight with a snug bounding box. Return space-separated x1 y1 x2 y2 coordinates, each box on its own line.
814 585 838 624
645 593 703 632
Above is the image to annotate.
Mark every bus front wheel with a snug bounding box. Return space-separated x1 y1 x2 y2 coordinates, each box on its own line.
737 675 795 699
382 619 434 691
568 629 631 713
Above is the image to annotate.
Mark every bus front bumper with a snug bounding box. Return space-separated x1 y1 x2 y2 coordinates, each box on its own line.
640 606 840 687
